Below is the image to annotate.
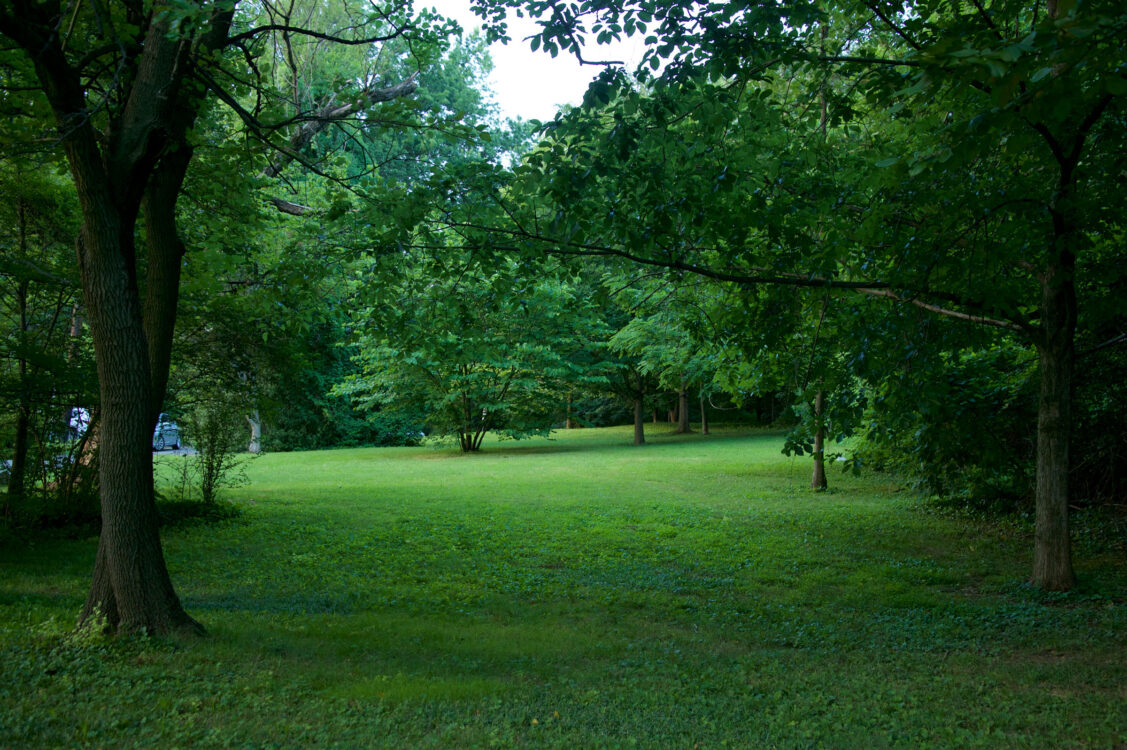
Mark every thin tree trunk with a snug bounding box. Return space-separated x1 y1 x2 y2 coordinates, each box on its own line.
7 204 31 506
246 410 262 454
566 394 575 429
675 379 691 434
633 398 646 445
811 389 827 491
700 392 709 435
8 390 29 509
1031 251 1077 590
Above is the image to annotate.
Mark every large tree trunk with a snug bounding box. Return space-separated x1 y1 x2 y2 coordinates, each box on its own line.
811 389 827 491
75 217 201 634
1031 254 1077 590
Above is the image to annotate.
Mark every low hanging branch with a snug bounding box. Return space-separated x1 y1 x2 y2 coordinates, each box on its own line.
855 287 1026 333
431 219 1035 336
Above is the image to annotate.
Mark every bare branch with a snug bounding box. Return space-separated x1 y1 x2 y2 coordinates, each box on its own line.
261 71 419 178
856 287 1025 332
225 22 413 48
268 196 315 216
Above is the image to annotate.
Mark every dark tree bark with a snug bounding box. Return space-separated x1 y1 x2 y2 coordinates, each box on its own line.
0 1 228 634
811 389 827 491
0 0 423 629
141 148 192 423
1031 195 1079 590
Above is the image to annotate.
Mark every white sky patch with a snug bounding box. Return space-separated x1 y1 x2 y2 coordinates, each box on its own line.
422 0 647 122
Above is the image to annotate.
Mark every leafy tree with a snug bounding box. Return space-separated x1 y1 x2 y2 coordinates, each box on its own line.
0 0 449 633
464 0 1127 590
342 252 608 451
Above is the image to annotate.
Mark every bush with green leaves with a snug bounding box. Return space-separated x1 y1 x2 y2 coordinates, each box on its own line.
858 344 1039 512
179 395 250 505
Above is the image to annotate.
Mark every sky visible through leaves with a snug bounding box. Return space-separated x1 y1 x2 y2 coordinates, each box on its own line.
425 0 648 121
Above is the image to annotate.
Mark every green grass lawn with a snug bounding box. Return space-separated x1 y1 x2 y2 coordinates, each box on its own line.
2 426 1124 748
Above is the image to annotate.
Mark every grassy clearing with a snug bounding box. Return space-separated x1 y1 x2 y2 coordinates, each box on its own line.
1 426 1124 748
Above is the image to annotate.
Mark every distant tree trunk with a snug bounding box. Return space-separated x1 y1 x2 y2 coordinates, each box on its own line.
7 205 31 507
8 390 29 510
811 389 827 491
700 392 709 435
566 394 575 429
1027 108 1089 591
246 410 262 454
7 277 29 505
652 408 658 425
674 379 691 434
633 398 646 445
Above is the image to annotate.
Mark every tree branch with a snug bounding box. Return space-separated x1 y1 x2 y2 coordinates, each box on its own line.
225 22 413 48
856 287 1025 332
261 71 419 178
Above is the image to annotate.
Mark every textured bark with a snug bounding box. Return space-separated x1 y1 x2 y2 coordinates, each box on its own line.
811 389 827 491
141 148 191 423
1031 254 1077 590
0 0 233 634
75 219 201 634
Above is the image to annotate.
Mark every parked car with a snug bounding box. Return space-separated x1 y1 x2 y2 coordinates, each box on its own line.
153 413 180 451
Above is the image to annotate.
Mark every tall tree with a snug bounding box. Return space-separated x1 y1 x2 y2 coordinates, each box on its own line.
342 251 608 451
0 0 439 632
466 0 1127 589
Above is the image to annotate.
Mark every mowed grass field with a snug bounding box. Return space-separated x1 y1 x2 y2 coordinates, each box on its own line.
1 426 1124 748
